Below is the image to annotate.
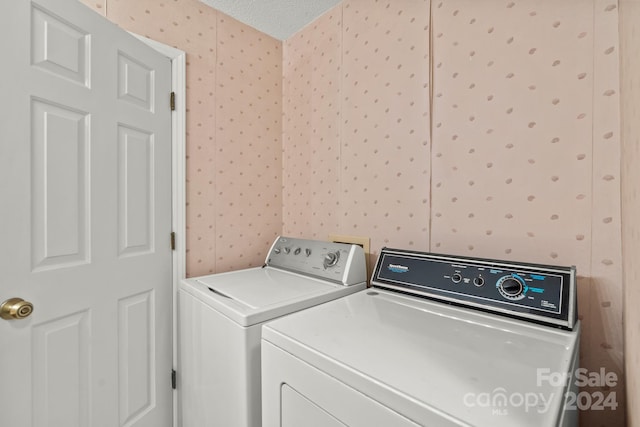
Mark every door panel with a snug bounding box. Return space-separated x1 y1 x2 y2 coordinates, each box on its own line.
31 4 90 87
0 1 173 426
31 98 90 271
118 124 155 257
118 290 156 426
117 53 154 111
32 310 91 427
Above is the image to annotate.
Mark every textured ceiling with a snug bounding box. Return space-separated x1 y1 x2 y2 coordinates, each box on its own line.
199 0 341 40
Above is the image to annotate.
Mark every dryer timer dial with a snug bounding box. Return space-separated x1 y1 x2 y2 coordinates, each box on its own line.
496 275 526 300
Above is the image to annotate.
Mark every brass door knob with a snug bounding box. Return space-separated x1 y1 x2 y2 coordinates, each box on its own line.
0 298 34 320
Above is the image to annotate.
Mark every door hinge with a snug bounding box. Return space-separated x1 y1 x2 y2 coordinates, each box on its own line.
170 91 176 111
171 369 177 390
170 232 176 251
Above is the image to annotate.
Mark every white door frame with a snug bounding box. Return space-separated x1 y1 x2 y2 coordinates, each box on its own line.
131 33 186 427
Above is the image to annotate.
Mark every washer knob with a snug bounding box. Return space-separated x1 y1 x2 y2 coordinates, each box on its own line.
473 276 485 287
324 251 340 268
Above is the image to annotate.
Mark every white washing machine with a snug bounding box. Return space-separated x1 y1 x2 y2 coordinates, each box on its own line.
262 248 580 427
179 236 367 427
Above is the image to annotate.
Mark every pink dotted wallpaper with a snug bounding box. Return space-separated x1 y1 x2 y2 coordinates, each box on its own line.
282 6 343 240
80 0 632 424
341 0 431 255
431 0 593 264
283 0 432 273
214 16 282 272
81 0 283 276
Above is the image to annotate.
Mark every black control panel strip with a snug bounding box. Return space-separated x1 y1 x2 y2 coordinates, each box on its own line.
371 248 577 330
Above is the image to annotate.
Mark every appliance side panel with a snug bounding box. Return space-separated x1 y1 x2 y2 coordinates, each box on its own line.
178 288 253 427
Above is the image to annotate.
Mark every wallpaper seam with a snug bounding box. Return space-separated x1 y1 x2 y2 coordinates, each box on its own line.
428 0 433 253
617 1 629 413
589 0 596 288
583 3 596 347
339 1 344 232
214 10 219 270
588 0 628 423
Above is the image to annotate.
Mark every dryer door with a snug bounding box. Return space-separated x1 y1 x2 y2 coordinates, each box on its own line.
281 385 346 427
263 341 440 427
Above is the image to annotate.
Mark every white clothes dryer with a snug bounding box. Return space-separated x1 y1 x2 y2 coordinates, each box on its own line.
262 248 580 427
179 236 367 427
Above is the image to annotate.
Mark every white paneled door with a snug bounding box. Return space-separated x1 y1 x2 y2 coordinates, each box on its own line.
0 1 173 426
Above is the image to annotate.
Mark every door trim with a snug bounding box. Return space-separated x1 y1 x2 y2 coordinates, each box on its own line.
131 33 186 427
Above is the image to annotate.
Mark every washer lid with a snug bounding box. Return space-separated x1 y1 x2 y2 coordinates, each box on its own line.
181 267 366 326
262 290 580 427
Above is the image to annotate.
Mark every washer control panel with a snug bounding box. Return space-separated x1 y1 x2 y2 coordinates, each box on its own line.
266 237 366 286
372 248 577 329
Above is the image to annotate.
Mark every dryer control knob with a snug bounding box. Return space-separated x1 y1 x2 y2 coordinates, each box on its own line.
497 275 525 300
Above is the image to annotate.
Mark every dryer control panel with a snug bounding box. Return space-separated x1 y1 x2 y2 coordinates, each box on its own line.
266 237 366 286
372 248 577 330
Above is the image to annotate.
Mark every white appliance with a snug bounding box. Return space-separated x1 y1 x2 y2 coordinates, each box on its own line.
262 248 580 427
178 236 367 427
